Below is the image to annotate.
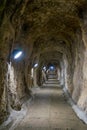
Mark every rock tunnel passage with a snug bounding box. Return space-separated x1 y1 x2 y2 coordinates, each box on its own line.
1 73 87 130
0 72 86 130
15 73 87 130
1 0 87 129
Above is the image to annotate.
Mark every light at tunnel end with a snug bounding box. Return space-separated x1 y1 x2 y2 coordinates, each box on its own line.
50 66 55 70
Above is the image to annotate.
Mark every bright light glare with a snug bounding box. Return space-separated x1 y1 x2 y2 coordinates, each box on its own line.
43 66 46 70
14 51 23 59
34 63 38 68
50 66 54 70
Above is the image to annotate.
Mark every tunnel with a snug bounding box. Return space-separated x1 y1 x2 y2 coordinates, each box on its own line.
0 0 87 129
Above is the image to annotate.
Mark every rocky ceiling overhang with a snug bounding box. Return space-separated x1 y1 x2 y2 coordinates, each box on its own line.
0 0 87 61
39 51 63 66
2 0 86 39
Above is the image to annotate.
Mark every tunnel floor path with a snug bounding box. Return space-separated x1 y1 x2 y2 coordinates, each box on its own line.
13 79 87 130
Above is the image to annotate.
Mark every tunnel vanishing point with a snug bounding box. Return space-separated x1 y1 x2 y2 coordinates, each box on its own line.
0 0 87 129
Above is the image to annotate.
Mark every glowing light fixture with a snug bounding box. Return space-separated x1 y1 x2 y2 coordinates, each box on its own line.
14 51 23 59
43 66 46 70
34 63 38 68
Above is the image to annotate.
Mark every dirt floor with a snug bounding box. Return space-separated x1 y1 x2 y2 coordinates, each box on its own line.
1 80 87 130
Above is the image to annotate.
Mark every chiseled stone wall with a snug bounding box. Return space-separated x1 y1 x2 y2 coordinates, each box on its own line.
0 59 8 124
76 16 87 112
72 30 85 103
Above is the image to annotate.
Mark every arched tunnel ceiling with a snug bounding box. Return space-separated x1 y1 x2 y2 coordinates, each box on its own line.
39 51 63 67
17 0 81 44
0 0 87 59
4 0 87 38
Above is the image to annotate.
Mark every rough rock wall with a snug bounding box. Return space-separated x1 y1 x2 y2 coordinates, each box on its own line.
0 59 8 124
72 33 85 103
60 26 87 113
72 30 85 104
63 22 87 114
76 13 87 112
0 11 14 124
0 7 33 125
78 50 87 112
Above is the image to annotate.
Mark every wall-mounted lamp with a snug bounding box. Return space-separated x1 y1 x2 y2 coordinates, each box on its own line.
43 66 46 71
14 51 23 59
10 49 23 61
34 63 38 68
